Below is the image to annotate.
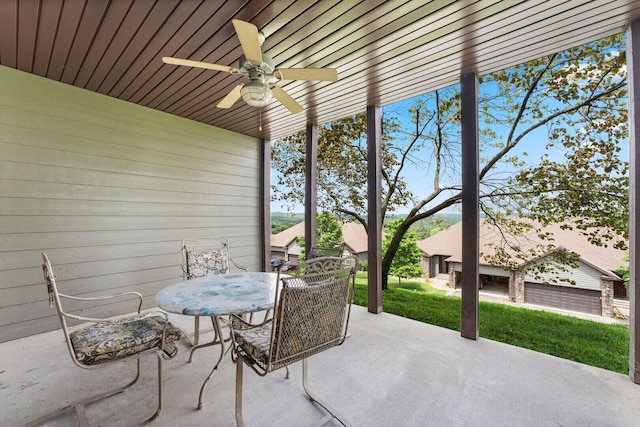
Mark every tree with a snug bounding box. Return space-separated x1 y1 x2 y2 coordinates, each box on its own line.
316 211 343 243
382 219 424 284
410 215 459 240
297 211 344 260
271 35 628 290
615 252 630 287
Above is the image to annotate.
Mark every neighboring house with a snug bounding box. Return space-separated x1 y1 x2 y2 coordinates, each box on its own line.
271 221 371 263
341 221 371 264
271 222 306 262
417 219 627 317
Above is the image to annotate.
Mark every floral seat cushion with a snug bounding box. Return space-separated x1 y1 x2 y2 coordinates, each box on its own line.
70 316 182 365
233 322 273 364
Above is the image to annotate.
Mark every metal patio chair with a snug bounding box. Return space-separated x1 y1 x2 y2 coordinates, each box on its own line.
181 237 249 346
230 256 356 427
33 253 181 427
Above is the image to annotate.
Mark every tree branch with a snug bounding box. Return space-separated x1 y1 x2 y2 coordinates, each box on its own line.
480 78 626 179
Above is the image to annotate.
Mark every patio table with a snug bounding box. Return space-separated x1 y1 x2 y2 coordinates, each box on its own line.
156 272 278 409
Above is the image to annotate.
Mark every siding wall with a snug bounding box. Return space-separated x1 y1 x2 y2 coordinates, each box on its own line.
0 67 262 342
524 260 603 291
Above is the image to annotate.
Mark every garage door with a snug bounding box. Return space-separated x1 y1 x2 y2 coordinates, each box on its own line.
524 283 601 315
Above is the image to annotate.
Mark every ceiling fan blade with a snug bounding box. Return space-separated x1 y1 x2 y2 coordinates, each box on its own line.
217 85 243 109
272 86 303 114
276 68 338 81
162 57 234 73
232 19 263 64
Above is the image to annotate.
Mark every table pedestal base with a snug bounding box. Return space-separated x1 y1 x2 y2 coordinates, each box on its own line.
197 316 232 410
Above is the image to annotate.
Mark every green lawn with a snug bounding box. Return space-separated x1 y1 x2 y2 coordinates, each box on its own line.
352 273 630 374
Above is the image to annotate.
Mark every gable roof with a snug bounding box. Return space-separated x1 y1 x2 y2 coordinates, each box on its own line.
270 221 305 248
416 221 463 258
417 219 627 276
341 221 369 254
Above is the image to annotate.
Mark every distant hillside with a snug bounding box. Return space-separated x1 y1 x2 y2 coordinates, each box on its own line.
272 212 305 222
271 212 461 237
271 212 304 233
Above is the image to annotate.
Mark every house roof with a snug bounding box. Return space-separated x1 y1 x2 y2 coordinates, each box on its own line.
1 1 638 141
270 221 305 248
417 221 463 258
270 220 370 254
417 219 627 276
341 221 370 255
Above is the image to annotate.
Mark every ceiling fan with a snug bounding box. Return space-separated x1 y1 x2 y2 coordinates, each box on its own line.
162 19 338 114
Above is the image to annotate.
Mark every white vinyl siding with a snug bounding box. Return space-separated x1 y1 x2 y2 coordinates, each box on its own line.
524 260 603 291
0 67 262 342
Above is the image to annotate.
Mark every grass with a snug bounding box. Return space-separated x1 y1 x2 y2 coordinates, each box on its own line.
352 273 630 374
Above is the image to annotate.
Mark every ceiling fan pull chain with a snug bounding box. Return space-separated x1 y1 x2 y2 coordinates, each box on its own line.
259 107 263 131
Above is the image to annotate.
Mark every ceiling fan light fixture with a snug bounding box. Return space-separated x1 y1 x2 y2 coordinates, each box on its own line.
240 80 273 107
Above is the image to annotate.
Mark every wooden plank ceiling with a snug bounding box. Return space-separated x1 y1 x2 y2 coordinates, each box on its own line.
1 0 640 140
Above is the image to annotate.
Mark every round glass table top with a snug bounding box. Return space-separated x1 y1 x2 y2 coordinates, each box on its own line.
156 272 278 316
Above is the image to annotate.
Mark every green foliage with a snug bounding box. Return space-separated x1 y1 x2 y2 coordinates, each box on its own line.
410 214 460 240
317 211 343 243
351 273 629 374
298 211 344 260
615 252 630 287
271 212 303 234
382 219 424 282
272 113 406 216
271 222 294 234
481 35 628 257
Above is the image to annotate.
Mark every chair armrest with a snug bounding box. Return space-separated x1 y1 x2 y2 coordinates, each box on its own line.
59 291 144 313
228 313 271 330
230 257 249 272
62 308 168 326
277 260 299 273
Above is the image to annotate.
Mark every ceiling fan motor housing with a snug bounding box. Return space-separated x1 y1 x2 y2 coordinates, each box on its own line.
239 54 275 75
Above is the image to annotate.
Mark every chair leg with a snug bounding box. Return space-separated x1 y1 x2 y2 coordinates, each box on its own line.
235 357 246 427
142 351 163 424
234 358 345 427
26 355 162 427
302 358 351 427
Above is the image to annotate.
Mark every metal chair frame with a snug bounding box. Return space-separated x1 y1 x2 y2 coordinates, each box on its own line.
230 256 356 427
33 253 177 427
307 242 345 259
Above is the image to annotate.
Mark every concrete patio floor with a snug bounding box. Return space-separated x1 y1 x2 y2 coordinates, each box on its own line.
2 305 639 427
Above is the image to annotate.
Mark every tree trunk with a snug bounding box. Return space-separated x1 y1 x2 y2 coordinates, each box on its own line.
381 219 413 290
